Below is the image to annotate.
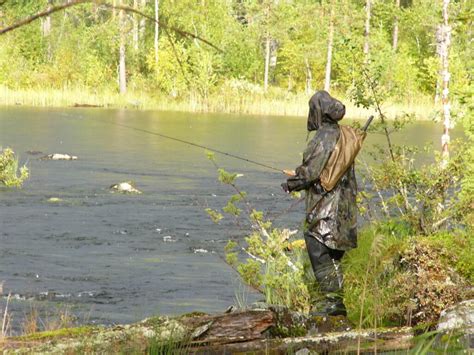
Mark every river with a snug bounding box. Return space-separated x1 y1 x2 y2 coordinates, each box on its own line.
0 107 462 332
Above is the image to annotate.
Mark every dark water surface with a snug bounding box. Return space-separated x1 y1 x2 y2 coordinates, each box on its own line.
0 107 461 332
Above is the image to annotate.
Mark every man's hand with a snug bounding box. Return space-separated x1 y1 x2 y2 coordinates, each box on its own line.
283 169 296 177
281 182 290 194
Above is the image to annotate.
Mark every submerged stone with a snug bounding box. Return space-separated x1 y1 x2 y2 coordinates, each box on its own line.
42 153 78 160
109 181 142 194
47 197 63 203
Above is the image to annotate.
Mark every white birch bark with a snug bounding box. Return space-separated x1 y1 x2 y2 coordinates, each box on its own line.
133 0 139 50
436 0 452 166
119 0 127 94
264 36 270 92
42 0 53 60
139 0 147 40
154 0 159 64
392 0 400 51
305 58 313 94
363 0 371 61
324 1 335 92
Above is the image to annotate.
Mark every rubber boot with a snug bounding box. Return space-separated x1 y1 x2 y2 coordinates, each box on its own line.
304 234 347 317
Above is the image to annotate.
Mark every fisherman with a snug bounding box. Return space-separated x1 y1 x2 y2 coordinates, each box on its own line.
281 90 358 317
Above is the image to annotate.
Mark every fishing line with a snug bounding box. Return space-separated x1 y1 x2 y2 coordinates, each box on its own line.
104 120 285 173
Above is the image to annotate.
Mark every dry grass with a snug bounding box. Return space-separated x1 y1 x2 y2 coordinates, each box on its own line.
1 293 12 342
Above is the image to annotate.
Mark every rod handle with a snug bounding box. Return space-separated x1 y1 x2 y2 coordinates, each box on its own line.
362 115 375 132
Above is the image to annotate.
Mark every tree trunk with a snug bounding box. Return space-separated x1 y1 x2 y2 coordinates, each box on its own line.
42 0 52 37
324 0 335 92
112 0 117 19
264 35 270 92
363 0 371 61
132 0 139 50
392 0 400 51
42 0 53 60
154 0 159 64
438 0 451 166
118 0 127 95
434 76 441 105
305 58 313 95
139 0 147 41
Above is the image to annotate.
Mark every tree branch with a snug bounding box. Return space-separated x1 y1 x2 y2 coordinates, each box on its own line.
362 68 395 162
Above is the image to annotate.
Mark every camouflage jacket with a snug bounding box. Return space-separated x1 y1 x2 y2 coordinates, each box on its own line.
286 121 358 251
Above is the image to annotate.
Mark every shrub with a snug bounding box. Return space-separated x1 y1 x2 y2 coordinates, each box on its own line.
0 148 29 188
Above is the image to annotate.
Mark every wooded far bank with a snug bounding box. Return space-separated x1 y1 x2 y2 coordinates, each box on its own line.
0 0 471 118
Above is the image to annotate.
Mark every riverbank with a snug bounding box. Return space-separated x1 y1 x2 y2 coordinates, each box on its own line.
1 303 471 354
0 86 438 119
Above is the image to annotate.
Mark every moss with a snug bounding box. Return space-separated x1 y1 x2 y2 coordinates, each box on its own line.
178 311 208 320
309 315 353 333
141 316 167 328
14 326 97 341
271 324 307 338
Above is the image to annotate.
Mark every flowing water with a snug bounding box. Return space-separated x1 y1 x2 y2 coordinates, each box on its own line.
0 107 463 332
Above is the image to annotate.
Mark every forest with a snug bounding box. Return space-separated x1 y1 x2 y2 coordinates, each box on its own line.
0 0 471 115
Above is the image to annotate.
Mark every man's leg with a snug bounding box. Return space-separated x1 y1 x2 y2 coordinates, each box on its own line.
304 234 346 316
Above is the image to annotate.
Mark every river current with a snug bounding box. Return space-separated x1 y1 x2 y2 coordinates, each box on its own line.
0 107 459 332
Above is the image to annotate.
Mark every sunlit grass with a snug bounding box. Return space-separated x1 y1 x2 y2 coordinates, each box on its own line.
0 86 438 119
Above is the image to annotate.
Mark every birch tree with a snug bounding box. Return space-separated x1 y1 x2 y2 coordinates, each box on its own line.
139 0 147 41
324 0 335 91
42 0 53 60
363 0 371 61
436 0 452 165
263 1 271 92
118 0 127 94
154 0 159 64
264 35 271 92
133 0 139 50
392 0 400 51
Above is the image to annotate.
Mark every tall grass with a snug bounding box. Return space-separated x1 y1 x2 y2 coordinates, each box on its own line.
1 293 11 341
0 85 438 119
343 227 409 330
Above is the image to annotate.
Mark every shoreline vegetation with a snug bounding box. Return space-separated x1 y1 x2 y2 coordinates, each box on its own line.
0 86 440 120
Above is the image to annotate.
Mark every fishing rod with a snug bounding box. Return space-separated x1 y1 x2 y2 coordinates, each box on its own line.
106 121 285 173
101 115 375 175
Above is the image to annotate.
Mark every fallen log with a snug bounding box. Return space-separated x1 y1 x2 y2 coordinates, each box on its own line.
1 308 415 354
194 327 414 354
72 103 103 108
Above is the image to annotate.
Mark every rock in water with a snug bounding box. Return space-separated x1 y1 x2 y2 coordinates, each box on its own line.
437 299 474 332
42 153 78 160
109 181 142 194
47 197 63 203
437 299 473 350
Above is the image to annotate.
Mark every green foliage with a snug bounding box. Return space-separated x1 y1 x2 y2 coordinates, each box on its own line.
0 0 471 111
208 161 314 312
351 63 470 236
217 168 237 185
361 141 468 235
0 148 29 188
204 208 223 224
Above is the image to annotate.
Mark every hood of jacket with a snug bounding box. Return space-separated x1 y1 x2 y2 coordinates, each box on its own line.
307 90 346 131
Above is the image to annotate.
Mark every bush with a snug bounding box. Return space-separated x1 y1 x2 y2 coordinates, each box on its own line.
0 148 29 188
344 224 471 328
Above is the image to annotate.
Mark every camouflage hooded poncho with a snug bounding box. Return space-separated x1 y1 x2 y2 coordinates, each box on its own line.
286 91 358 251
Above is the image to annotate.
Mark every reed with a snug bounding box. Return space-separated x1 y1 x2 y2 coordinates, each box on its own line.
0 86 438 119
